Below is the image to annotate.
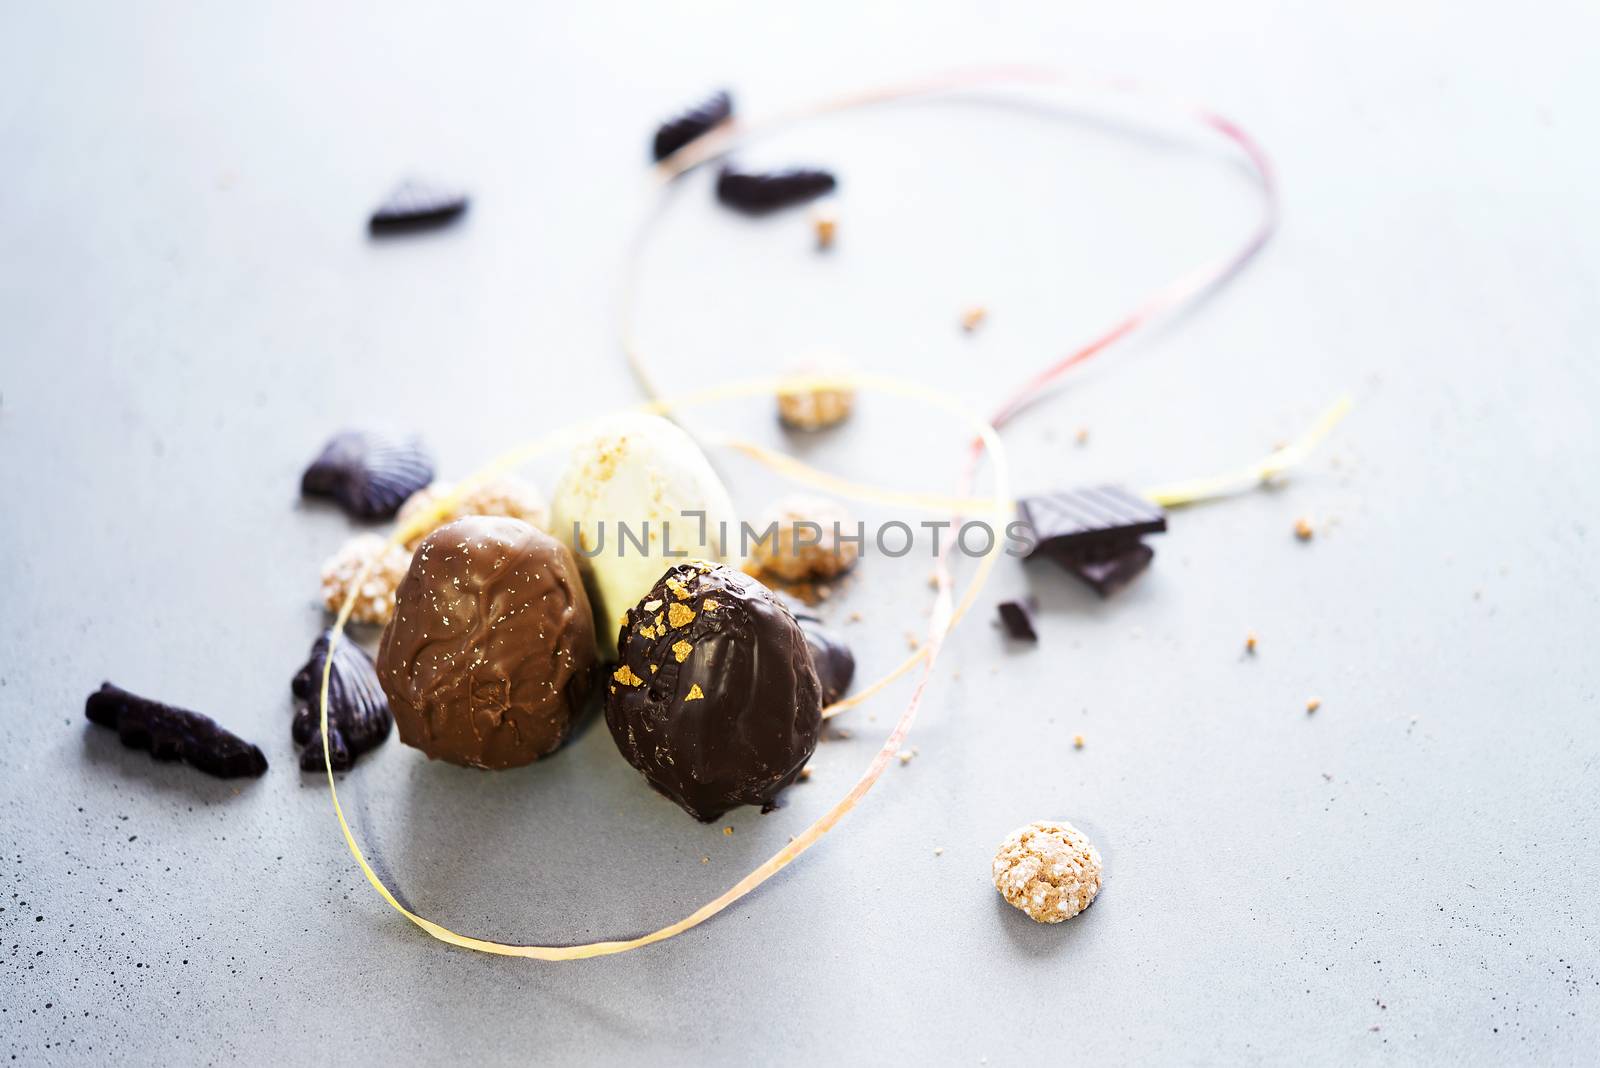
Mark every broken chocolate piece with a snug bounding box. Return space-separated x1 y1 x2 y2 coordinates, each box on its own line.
369 180 468 233
1056 541 1155 598
291 629 392 772
85 683 267 778
996 600 1038 642
652 89 733 161
794 610 855 704
300 430 434 521
716 165 836 214
1017 485 1166 557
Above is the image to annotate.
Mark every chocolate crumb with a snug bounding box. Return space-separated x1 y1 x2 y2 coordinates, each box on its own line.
997 600 1038 642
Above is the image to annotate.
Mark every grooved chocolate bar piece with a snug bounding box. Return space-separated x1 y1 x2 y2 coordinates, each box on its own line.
1017 485 1166 556
1056 542 1155 599
997 600 1038 641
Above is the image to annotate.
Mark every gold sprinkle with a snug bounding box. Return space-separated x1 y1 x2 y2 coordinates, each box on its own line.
701 855 709 864
1075 427 1090 446
668 603 696 628
666 577 691 600
649 664 658 674
672 639 693 663
686 683 705 701
933 846 945 856
1073 734 1085 749
618 610 629 628
1294 517 1315 541
812 206 837 249
722 825 734 836
1245 632 1258 654
960 305 988 332
613 664 644 687
797 766 812 781
702 598 719 612
1306 697 1322 713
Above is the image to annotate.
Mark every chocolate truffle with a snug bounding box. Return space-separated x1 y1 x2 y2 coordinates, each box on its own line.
376 516 596 769
606 563 822 821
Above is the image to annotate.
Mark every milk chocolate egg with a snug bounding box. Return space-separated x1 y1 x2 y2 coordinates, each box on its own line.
376 516 596 769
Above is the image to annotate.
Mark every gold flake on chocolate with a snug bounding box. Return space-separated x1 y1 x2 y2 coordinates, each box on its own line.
668 603 696 628
685 684 705 701
702 598 720 612
614 664 644 687
672 639 693 663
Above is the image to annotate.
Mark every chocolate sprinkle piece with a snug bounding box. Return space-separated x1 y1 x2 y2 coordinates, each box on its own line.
652 89 733 162
996 600 1038 642
85 683 267 779
1017 485 1166 557
794 610 855 705
716 165 837 214
300 430 434 521
368 180 468 233
1055 541 1156 598
291 629 392 772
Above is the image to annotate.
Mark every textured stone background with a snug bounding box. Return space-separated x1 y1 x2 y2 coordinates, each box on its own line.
2 2 1596 1063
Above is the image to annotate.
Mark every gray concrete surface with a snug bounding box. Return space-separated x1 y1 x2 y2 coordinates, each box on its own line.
3 2 1597 1064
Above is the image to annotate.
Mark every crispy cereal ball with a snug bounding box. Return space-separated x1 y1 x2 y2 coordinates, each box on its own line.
319 534 412 625
992 821 1103 923
396 476 548 550
776 358 854 431
748 495 860 582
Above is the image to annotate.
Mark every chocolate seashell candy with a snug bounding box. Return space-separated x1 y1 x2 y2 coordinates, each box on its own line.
301 430 435 521
606 562 822 821
291 629 393 771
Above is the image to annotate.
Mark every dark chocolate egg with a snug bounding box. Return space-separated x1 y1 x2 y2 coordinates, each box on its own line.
376 516 596 769
605 563 822 821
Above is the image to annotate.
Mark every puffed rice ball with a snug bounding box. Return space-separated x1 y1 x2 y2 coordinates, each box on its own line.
991 820 1103 923
319 534 412 625
748 495 860 582
396 476 548 550
776 359 854 431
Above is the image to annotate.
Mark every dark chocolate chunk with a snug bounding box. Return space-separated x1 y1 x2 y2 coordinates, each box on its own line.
1017 485 1166 557
715 165 836 214
652 89 733 162
996 600 1038 642
300 430 434 521
1055 541 1155 598
85 684 267 778
291 629 392 772
368 180 468 233
377 517 597 770
606 563 821 821
794 610 855 705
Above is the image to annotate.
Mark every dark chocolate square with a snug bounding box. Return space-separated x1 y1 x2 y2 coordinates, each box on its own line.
1017 485 1166 557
